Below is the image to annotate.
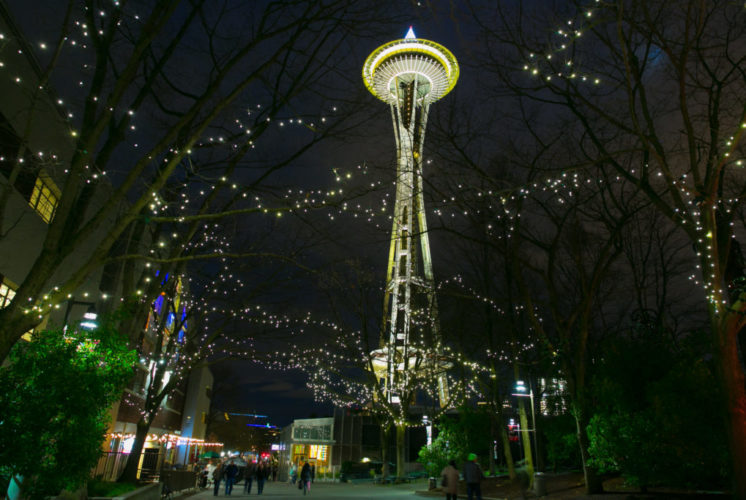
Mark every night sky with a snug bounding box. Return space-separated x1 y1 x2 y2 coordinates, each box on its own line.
203 5 481 429
3 0 720 432
2 0 485 429
4 0 746 492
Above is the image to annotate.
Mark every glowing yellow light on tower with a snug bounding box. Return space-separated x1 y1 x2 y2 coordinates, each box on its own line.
362 27 459 105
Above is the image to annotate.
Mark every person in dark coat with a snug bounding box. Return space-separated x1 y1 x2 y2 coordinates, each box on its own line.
224 461 239 495
462 453 484 500
244 463 256 494
212 462 224 497
257 463 267 494
300 462 312 495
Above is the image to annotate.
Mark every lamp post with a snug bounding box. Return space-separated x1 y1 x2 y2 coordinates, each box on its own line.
422 415 432 446
63 299 98 332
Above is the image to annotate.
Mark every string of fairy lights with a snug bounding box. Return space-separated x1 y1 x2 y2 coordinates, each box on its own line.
100 0 740 426
277 0 745 420
0 0 744 433
107 432 222 448
0 1 404 436
209 266 549 424
128 0 743 431
509 0 746 314
521 0 604 86
0 0 381 325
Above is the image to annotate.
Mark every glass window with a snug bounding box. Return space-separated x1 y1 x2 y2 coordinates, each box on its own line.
0 278 17 308
28 174 60 223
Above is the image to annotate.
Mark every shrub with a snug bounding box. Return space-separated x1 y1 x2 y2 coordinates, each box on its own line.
0 323 135 498
540 414 581 472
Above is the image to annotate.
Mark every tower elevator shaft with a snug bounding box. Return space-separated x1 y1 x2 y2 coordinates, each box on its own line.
380 74 448 405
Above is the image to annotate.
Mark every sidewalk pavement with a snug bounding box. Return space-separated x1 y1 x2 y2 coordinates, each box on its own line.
180 479 676 500
182 479 433 499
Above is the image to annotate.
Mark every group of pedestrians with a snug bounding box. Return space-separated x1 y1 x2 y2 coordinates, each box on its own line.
202 456 483 499
205 459 274 496
241 462 272 495
440 453 484 500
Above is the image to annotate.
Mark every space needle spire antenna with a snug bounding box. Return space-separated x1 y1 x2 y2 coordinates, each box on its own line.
363 27 458 408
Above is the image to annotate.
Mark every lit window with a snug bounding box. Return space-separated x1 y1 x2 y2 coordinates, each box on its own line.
28 173 60 223
0 277 37 340
0 278 17 308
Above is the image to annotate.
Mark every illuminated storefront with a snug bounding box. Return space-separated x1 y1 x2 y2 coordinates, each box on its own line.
100 431 223 480
278 417 335 479
277 409 426 482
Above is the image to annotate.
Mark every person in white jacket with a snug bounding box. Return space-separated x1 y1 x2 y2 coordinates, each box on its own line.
205 461 217 487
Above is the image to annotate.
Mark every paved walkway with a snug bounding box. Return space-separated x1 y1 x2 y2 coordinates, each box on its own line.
181 479 729 500
184 480 433 500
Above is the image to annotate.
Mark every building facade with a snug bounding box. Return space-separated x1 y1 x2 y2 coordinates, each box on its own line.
277 410 426 481
0 1 215 481
0 1 113 341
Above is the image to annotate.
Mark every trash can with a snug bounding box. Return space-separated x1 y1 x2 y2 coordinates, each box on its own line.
428 477 437 490
534 472 547 496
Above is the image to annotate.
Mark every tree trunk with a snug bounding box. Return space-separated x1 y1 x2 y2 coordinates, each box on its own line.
517 397 534 486
0 266 57 361
395 423 406 479
0 319 21 363
500 423 516 480
718 306 746 498
574 412 603 494
488 417 497 476
562 329 601 494
534 413 545 473
530 376 544 472
380 423 391 478
118 420 151 482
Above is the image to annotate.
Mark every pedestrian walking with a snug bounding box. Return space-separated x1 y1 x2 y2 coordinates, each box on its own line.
205 460 217 489
289 463 298 485
256 463 267 494
244 462 256 494
212 461 224 497
462 453 483 500
310 463 315 483
224 461 238 495
441 460 460 500
300 461 312 495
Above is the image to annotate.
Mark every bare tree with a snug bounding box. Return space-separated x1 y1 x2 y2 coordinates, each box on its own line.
426 114 643 491
464 0 746 493
279 259 468 479
0 0 401 361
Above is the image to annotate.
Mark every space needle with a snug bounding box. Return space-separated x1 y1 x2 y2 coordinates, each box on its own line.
363 27 458 408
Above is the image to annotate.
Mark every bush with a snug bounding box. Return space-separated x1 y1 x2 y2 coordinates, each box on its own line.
587 332 729 490
540 414 581 472
417 440 450 478
0 323 135 498
417 406 492 477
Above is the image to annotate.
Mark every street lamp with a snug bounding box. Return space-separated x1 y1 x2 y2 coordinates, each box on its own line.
63 300 98 332
422 415 432 446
